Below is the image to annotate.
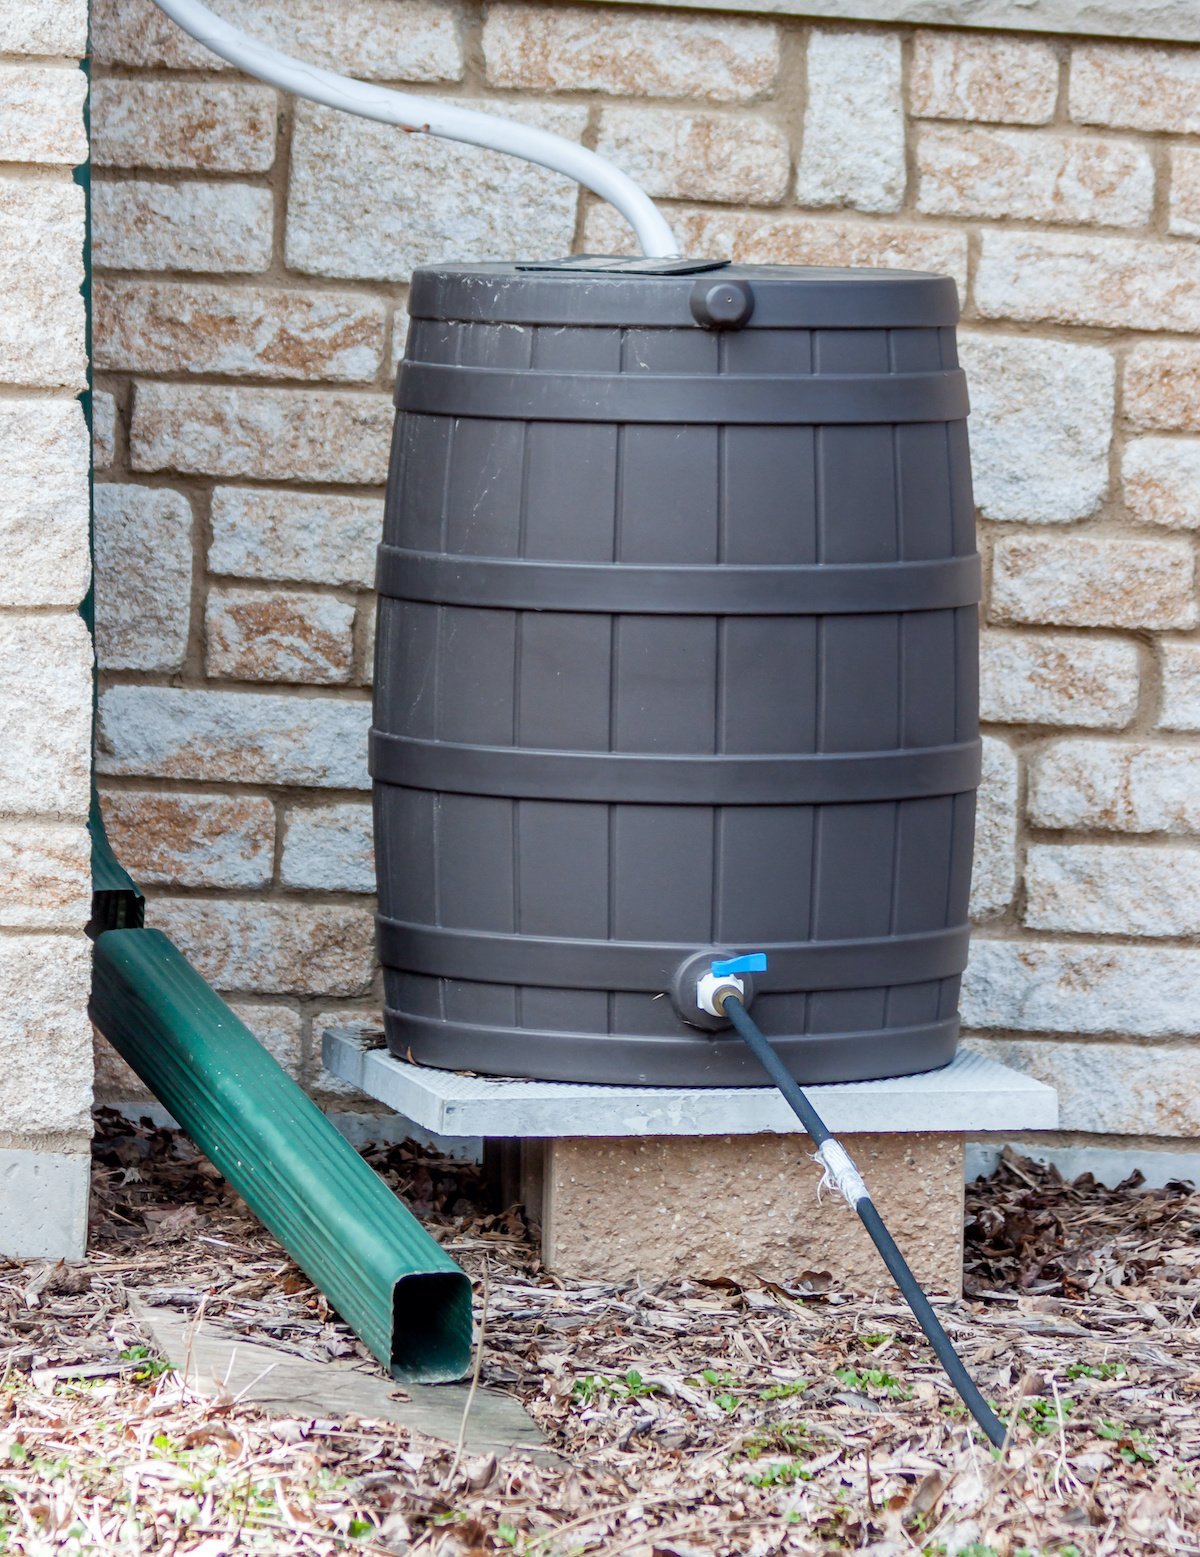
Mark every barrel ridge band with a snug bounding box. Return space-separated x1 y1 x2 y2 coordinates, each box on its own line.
396 362 969 425
370 732 983 804
377 547 981 616
383 1009 961 1084
377 919 970 993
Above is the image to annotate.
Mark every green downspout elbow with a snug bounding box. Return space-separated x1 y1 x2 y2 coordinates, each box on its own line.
92 929 473 1382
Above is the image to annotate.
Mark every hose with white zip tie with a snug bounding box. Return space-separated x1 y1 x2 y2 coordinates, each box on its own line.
722 992 1009 1450
150 0 680 260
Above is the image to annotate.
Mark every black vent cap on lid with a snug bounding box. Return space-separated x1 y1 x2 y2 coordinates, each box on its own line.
408 261 961 330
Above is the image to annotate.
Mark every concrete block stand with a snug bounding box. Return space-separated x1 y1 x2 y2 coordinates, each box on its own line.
324 1028 1057 1293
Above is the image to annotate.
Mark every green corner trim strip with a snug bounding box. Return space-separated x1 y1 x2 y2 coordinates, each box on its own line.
91 928 473 1383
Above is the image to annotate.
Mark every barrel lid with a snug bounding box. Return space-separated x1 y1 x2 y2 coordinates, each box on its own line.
408 260 960 330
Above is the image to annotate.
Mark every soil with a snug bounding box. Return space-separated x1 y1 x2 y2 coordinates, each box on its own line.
0 1110 1196 1555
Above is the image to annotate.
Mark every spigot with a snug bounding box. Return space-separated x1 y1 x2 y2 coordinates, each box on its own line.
670 950 768 1030
698 953 768 1018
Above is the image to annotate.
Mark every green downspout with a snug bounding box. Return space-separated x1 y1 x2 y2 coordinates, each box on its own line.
79 28 472 1382
90 932 472 1379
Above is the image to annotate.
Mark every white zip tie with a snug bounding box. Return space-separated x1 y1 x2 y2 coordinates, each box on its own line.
814 1140 869 1209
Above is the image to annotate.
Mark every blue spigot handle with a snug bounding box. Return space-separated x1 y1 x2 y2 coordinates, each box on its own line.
711 953 768 977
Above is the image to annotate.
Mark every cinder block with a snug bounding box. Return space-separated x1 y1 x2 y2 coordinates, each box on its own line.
532 1132 964 1291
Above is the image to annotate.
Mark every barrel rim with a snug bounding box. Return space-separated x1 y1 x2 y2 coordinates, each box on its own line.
407 262 961 330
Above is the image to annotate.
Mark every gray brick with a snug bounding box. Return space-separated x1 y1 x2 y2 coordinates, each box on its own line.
92 181 273 274
97 685 371 789
130 383 393 484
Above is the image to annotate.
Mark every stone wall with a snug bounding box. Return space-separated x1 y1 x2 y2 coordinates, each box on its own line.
90 0 1200 1151
0 0 93 1254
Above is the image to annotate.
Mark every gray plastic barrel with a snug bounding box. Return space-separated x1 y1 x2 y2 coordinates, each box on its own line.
372 262 980 1086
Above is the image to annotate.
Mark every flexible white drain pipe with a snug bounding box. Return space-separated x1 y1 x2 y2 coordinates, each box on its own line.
150 0 680 260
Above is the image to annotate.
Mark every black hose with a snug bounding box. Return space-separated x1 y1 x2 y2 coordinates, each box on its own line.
723 995 1008 1449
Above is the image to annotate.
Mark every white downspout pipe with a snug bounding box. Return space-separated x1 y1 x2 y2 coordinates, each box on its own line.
150 0 680 260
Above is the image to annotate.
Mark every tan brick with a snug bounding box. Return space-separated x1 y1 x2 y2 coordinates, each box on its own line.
1123 438 1200 528
0 823 90 930
99 790 275 889
92 391 116 470
583 204 969 296
976 230 1200 333
910 31 1059 125
1126 341 1200 431
1026 842 1200 937
286 100 585 283
991 534 1197 630
0 64 87 164
958 333 1113 522
1169 145 1200 237
310 1011 385 1099
359 600 377 688
206 587 356 685
281 803 375 892
92 0 463 81
231 1004 304 1081
92 180 273 273
1028 739 1200 833
916 126 1152 228
1160 641 1200 731
97 686 371 789
970 736 1017 921
129 383 393 483
0 175 85 392
969 1037 1200 1139
91 80 277 172
980 630 1139 729
209 487 380 590
95 280 386 383
796 30 905 214
92 484 193 673
149 898 375 997
0 0 88 55
963 937 1200 1039
595 107 789 206
92 1026 151 1105
483 2 779 103
0 936 92 1135
98 1002 308 1096
0 398 90 608
1070 42 1200 134
0 614 92 820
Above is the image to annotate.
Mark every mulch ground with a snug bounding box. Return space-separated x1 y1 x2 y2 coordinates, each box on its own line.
0 1109 1197 1555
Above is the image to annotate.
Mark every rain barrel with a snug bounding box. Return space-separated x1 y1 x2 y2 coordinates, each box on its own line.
372 261 980 1086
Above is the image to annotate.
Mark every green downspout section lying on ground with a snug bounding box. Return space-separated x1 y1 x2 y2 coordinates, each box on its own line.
91 928 474 1382
79 27 471 1388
